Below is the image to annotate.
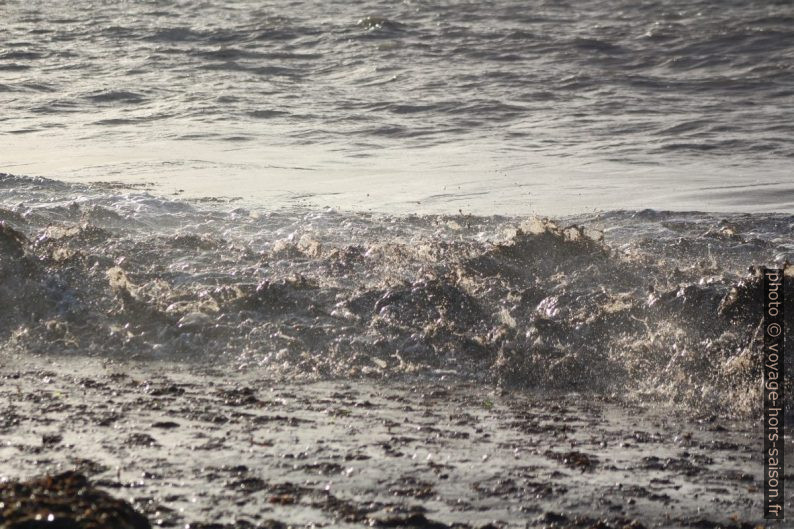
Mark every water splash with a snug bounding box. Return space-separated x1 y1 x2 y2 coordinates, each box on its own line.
1 174 791 416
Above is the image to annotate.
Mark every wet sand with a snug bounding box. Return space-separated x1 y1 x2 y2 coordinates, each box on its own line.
0 354 790 529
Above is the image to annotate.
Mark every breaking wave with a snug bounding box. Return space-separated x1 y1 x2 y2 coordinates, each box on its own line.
1 173 791 416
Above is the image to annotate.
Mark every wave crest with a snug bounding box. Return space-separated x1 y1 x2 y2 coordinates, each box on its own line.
1 175 792 416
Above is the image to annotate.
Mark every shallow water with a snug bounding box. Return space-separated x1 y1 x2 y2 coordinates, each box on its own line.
0 358 778 527
2 0 793 213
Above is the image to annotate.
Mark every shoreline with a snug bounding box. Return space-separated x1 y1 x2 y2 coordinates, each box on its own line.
1 355 788 528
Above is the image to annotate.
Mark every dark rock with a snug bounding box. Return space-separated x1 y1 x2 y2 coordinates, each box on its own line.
373 513 452 529
542 512 569 525
545 450 598 471
0 471 150 529
41 434 63 446
0 222 27 258
126 433 159 447
151 421 180 429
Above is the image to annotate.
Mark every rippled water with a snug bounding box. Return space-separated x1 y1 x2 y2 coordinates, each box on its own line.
2 0 793 212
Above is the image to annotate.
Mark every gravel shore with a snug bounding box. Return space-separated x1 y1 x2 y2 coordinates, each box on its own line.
1 354 789 529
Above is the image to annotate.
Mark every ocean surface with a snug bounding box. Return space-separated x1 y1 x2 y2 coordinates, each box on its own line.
1 1 793 415
2 0 793 213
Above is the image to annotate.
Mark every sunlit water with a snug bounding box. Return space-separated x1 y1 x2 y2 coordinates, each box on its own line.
2 0 793 213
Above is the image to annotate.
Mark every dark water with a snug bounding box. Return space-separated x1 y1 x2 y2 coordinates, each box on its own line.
2 1 793 212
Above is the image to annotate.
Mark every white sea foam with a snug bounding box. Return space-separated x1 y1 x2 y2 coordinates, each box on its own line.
1 174 791 416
